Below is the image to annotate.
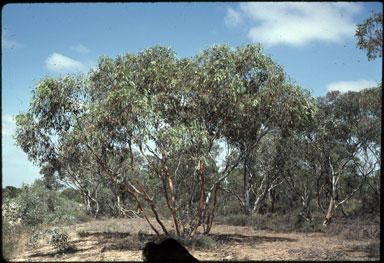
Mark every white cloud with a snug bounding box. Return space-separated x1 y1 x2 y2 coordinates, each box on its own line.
2 38 22 49
225 7 242 27
2 31 23 49
225 2 362 47
45 53 86 72
326 79 378 93
70 44 90 54
2 114 16 137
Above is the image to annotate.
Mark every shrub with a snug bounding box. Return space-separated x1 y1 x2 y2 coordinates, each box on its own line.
224 213 278 229
15 179 89 227
48 228 71 251
327 216 380 240
2 200 21 225
223 214 252 226
176 234 216 250
1 219 26 260
77 230 90 238
26 227 74 252
219 201 243 216
60 188 83 203
144 209 155 218
2 238 16 261
223 211 326 233
366 241 380 258
194 235 216 250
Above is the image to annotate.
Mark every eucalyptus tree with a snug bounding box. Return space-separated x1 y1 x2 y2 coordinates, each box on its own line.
14 43 316 239
271 126 318 220
348 86 381 213
217 45 316 216
355 11 383 61
309 86 381 225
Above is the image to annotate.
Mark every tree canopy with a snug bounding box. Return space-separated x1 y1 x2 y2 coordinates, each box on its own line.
13 43 320 239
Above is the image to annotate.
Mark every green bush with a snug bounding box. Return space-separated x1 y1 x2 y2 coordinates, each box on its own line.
176 234 216 250
1 219 25 261
2 179 90 260
26 227 74 252
77 230 90 238
194 235 216 249
15 179 89 226
2 238 16 261
223 214 252 226
60 188 83 203
143 209 155 218
48 228 70 251
219 200 243 216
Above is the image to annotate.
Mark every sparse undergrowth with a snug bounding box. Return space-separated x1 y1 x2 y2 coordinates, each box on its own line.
222 212 380 241
324 215 380 240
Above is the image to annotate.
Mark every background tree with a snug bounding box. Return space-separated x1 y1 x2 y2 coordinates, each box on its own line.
272 129 316 220
309 87 381 225
2 186 22 200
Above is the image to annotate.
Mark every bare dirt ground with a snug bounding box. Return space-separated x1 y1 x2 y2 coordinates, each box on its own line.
10 217 379 261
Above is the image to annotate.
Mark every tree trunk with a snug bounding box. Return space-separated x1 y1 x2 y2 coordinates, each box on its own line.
323 197 334 226
243 159 250 215
269 188 275 213
191 160 205 239
203 183 219 234
324 161 338 226
163 164 181 238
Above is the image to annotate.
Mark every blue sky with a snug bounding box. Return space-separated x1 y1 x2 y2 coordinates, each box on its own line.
2 2 382 188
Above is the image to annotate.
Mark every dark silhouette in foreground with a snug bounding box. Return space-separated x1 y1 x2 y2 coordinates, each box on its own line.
142 238 199 263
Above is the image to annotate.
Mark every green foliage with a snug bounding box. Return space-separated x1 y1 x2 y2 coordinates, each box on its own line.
60 188 83 203
194 235 216 250
2 238 16 261
176 234 216 250
14 43 316 236
26 229 45 248
312 87 381 219
48 228 71 251
1 218 24 260
26 227 73 252
2 186 22 199
223 214 252 226
15 179 88 226
77 230 89 238
13 42 379 239
355 12 383 61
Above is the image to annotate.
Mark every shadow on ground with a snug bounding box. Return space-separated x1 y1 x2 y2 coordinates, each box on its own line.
210 233 295 246
29 246 89 259
27 230 296 259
